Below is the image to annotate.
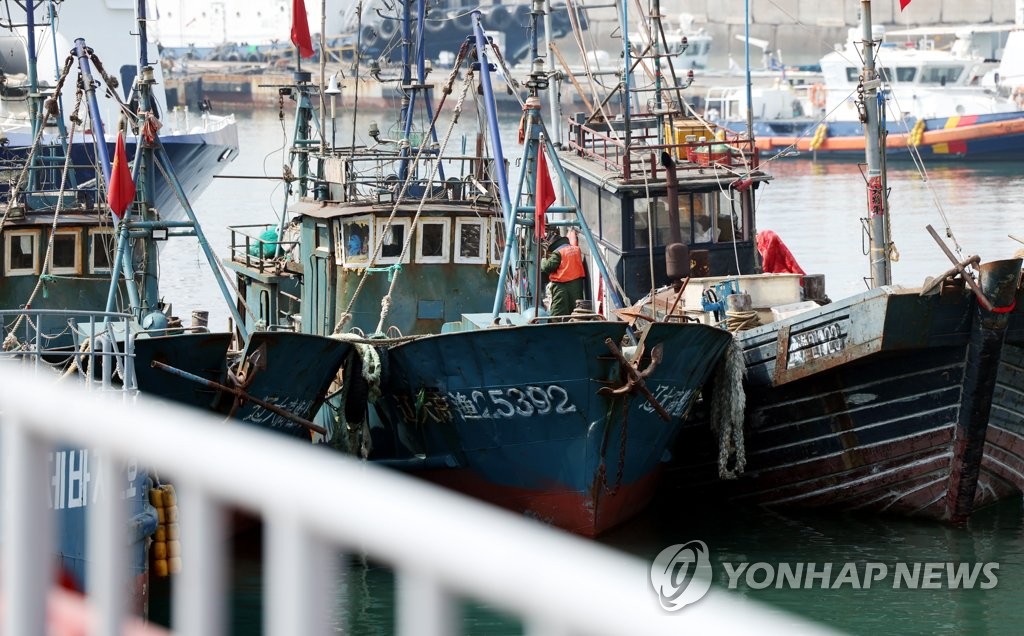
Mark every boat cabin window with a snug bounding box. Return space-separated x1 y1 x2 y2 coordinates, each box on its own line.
338 216 371 267
259 290 271 324
877 68 897 83
89 228 114 274
633 197 677 248
375 218 411 264
577 180 600 235
315 223 330 253
896 67 916 82
454 218 487 264
49 229 81 275
921 66 963 85
416 218 450 264
716 191 746 242
598 189 620 246
490 217 507 264
691 191 746 244
4 229 38 276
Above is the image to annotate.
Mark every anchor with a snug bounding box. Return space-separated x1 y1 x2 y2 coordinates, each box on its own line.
224 343 268 420
597 337 672 422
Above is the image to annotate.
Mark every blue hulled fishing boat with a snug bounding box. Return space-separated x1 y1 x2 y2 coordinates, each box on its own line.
221 0 736 535
362 9 738 535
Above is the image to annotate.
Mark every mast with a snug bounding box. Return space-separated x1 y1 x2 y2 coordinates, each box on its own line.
860 0 892 287
620 0 631 150
543 0 560 144
744 0 754 141
472 13 512 222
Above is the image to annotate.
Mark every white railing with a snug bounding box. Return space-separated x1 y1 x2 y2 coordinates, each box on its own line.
0 366 842 635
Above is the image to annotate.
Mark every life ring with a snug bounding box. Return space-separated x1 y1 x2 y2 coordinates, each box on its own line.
1014 86 1024 110
808 83 826 109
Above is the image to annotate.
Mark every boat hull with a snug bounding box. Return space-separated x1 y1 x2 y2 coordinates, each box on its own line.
724 111 1024 161
133 331 351 438
0 123 238 220
377 320 733 536
978 288 1024 508
667 261 1023 519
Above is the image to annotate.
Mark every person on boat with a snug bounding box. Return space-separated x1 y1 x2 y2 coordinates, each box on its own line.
541 229 586 316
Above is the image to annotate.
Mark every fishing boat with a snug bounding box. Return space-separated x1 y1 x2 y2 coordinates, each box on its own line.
0 0 347 611
0 5 161 613
0 0 238 220
566 0 1024 520
220 0 734 536
703 16 1024 161
364 9 736 536
221 0 507 454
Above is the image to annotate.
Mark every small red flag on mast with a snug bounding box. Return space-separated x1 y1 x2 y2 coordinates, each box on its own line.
535 146 556 241
107 131 135 218
291 0 315 59
899 0 912 10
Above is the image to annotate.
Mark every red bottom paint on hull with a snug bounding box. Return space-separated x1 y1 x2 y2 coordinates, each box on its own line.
414 467 664 537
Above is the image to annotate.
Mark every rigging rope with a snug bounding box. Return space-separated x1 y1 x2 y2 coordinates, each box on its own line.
4 86 87 347
374 71 476 333
339 45 473 326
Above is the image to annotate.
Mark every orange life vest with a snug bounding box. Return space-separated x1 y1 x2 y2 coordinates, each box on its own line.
549 244 585 282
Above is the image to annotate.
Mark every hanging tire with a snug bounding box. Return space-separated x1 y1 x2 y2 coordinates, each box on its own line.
513 5 529 26
377 17 397 39
489 6 511 28
453 11 474 32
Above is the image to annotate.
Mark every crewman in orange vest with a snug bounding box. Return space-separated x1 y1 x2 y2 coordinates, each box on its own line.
541 229 586 316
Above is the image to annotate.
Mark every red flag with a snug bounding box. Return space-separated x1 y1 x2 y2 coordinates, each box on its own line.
899 0 912 10
291 0 315 59
535 146 555 240
107 131 136 218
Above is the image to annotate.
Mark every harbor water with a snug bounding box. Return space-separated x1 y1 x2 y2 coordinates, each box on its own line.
158 108 1024 634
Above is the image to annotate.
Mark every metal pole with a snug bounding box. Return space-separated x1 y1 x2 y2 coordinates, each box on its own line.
320 0 327 152
620 0 632 150
74 38 113 186
544 0 560 145
136 0 149 69
399 0 416 181
417 0 445 181
744 0 753 140
861 0 891 287
473 12 513 222
26 2 39 140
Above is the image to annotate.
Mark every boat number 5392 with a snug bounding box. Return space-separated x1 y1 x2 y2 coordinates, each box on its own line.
447 384 577 420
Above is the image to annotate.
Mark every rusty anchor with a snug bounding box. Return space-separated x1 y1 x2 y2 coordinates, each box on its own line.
597 337 672 422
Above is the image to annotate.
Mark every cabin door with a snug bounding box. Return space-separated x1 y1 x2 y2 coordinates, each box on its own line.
310 251 333 335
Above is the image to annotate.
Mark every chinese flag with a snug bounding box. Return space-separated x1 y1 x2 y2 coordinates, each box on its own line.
107 131 135 218
291 0 315 59
900 0 912 9
535 145 556 240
